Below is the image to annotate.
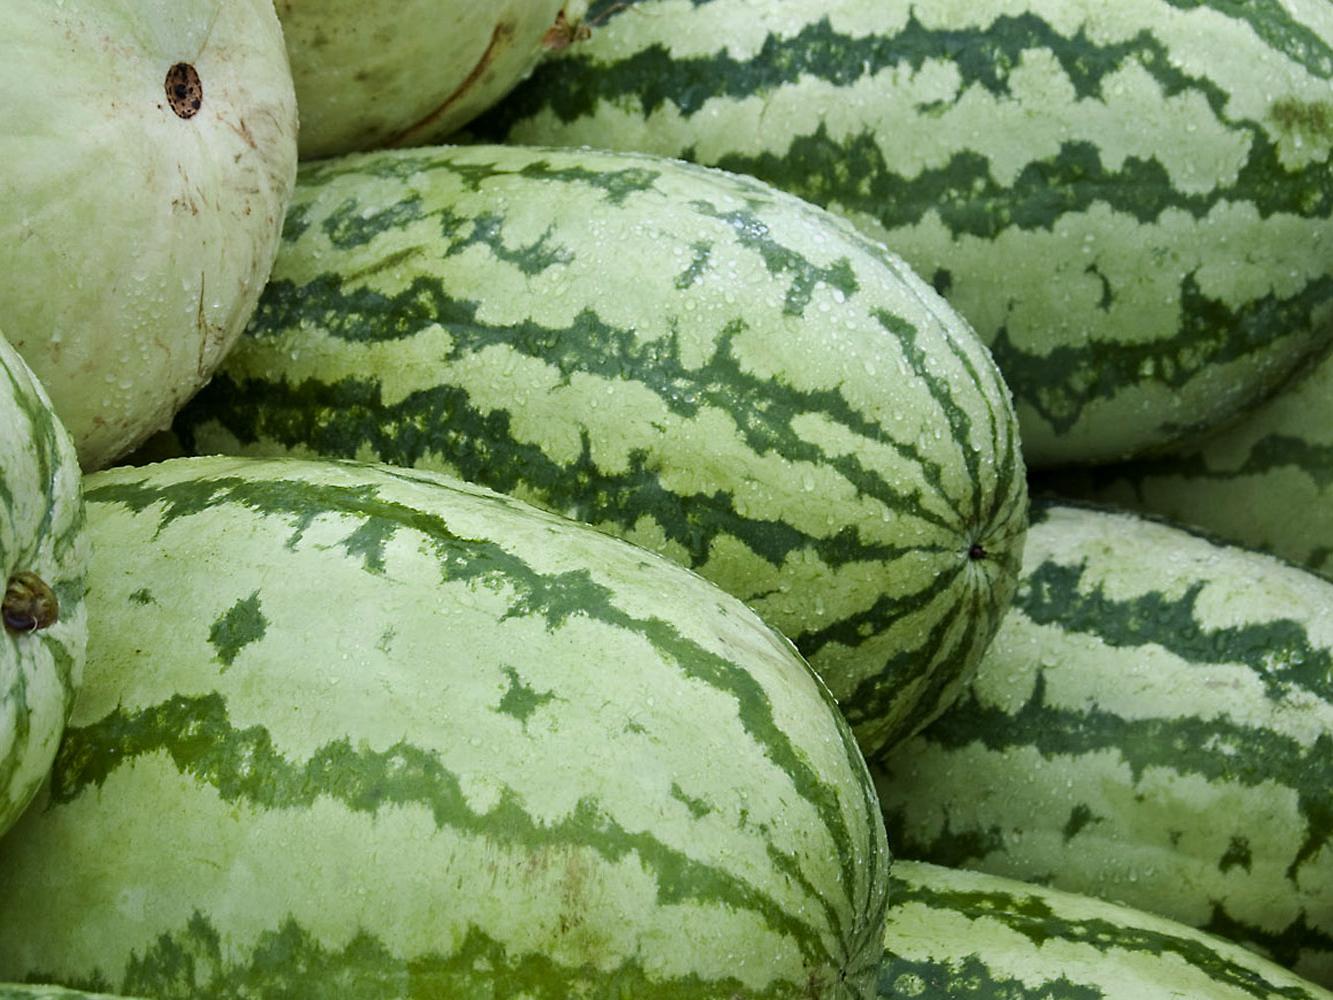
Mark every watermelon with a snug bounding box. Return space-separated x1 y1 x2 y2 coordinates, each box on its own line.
276 1 588 159
470 0 1333 467
0 455 889 999
0 0 298 470
0 334 87 839
158 142 1028 760
1039 344 1333 581
879 861 1333 999
873 503 1333 986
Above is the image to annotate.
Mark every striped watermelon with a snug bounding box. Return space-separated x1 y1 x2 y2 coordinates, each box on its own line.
160 142 1028 759
0 334 87 838
872 503 1333 986
0 455 889 999
470 0 1333 467
276 1 586 158
1039 344 1333 581
879 861 1333 999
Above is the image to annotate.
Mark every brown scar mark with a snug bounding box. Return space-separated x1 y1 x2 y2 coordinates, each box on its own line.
542 4 626 51
542 10 591 52
223 115 259 152
196 272 211 378
384 20 517 148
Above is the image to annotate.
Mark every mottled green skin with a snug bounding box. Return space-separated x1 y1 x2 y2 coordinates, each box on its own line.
471 0 1333 466
163 143 1027 759
1039 341 1333 580
874 503 1333 987
0 456 889 999
0 335 87 838
879 862 1333 999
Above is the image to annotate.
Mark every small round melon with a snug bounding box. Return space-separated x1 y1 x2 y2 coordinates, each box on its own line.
0 0 299 470
276 0 587 159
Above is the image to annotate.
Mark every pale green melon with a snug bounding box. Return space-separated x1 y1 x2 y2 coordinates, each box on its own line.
0 0 298 470
276 0 587 159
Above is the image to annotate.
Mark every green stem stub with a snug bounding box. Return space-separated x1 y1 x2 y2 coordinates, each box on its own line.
4 572 59 633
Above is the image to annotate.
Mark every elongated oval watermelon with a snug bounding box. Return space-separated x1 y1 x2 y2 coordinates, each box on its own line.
879 861 1333 999
0 334 87 839
0 0 298 469
873 503 1333 986
1039 344 1333 581
160 142 1028 759
0 455 889 999
470 0 1333 467
277 1 586 158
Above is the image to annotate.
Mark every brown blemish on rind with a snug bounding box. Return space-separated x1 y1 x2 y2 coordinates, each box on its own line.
384 21 517 148
165 63 203 119
542 4 625 50
3 572 59 633
1270 96 1332 143
542 10 592 52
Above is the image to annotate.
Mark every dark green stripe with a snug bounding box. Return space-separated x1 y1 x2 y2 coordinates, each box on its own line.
879 810 1007 875
84 471 872 949
1204 903 1333 976
179 260 979 561
480 12 1330 225
882 306 1003 534
989 276 1333 436
836 568 1003 749
2 359 63 565
44 909 826 1000
0 350 84 809
884 876 1325 999
1058 433 1333 493
879 951 1102 999
172 364 948 576
489 12 1329 138
298 152 666 208
715 127 1329 239
321 194 428 250
1160 0 1333 78
687 199 859 314
0 665 32 804
52 690 837 971
1016 557 1331 701
894 666 1330 882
